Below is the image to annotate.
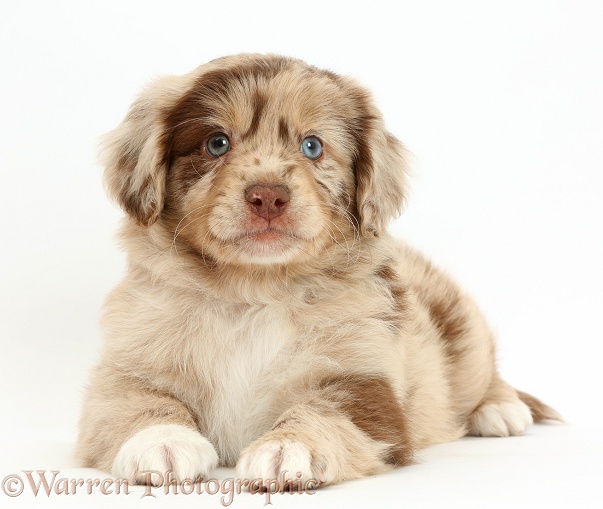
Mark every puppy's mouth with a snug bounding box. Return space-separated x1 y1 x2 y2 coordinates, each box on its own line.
235 226 297 245
232 226 302 258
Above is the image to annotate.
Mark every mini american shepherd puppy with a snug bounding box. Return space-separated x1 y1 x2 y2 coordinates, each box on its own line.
77 54 561 487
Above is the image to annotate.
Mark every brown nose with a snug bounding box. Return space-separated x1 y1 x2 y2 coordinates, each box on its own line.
245 184 290 221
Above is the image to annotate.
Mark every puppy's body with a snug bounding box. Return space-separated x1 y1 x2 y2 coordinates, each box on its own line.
77 54 559 486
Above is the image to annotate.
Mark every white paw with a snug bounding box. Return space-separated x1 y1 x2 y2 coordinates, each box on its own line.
469 400 534 437
237 440 323 489
112 424 218 485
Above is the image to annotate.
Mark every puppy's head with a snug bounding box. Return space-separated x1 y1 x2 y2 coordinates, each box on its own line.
102 54 408 266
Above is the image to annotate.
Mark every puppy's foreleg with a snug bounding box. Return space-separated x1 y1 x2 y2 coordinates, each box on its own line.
236 375 413 488
76 373 217 485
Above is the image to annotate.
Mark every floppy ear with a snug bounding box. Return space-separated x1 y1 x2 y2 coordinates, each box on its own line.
352 96 410 237
100 83 171 227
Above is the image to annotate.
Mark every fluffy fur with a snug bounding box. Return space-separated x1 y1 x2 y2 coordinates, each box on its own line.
76 54 561 487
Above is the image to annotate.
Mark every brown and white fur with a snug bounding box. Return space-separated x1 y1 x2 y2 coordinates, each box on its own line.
76 54 561 487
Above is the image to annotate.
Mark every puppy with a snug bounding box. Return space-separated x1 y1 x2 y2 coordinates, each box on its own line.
77 54 561 487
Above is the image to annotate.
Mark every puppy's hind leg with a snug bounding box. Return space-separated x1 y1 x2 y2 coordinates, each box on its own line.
467 376 561 437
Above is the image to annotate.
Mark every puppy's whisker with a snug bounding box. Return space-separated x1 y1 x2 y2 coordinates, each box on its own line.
170 212 216 279
327 219 355 267
315 223 338 268
199 228 217 270
173 206 211 241
174 211 214 238
304 204 363 266
301 201 361 241
171 212 215 265
327 202 361 238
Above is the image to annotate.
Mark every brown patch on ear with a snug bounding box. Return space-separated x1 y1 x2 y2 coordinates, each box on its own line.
101 103 169 227
122 174 159 227
346 88 409 237
352 113 378 235
516 390 564 423
320 375 414 466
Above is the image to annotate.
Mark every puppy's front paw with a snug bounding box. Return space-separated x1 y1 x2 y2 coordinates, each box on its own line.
237 439 324 490
112 424 218 485
469 400 534 437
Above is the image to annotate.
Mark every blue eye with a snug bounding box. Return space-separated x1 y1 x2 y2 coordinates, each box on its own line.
206 133 230 157
301 136 323 160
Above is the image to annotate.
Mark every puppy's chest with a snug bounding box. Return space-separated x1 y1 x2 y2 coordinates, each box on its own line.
184 300 299 461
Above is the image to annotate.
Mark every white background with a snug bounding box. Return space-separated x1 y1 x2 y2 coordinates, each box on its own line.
1 1 602 507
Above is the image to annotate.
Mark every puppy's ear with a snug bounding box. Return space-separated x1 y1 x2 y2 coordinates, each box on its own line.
352 93 410 237
100 82 171 227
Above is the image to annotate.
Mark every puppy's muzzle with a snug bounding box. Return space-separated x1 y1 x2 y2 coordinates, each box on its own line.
245 185 290 221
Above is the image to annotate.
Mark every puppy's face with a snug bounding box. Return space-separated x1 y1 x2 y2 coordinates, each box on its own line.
163 59 360 265
103 55 408 267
